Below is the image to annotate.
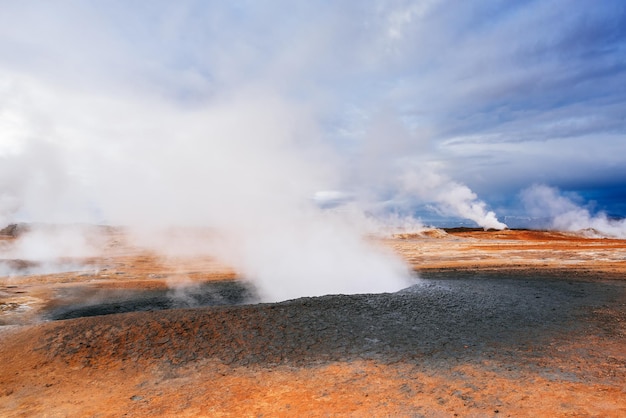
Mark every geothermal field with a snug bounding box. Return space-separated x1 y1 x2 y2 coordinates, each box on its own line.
2 2 625 417
1 224 625 417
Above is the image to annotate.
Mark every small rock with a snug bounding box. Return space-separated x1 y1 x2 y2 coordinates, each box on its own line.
155 337 170 344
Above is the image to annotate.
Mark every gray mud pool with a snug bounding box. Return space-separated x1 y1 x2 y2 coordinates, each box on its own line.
40 271 626 361
38 270 626 369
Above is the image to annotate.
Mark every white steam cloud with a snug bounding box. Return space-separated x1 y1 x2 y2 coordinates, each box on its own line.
0 224 103 277
342 110 507 230
521 184 626 238
0 76 413 301
400 165 507 230
0 3 514 301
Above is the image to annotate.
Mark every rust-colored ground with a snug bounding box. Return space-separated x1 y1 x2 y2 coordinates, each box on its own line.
387 228 626 274
1 228 625 417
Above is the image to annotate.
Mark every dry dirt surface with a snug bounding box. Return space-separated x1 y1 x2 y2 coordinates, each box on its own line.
1 227 625 417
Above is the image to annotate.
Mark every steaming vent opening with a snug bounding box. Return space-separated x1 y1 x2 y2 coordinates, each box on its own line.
44 280 259 321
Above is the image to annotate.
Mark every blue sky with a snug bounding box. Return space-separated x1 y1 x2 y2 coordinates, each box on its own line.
1 0 625 230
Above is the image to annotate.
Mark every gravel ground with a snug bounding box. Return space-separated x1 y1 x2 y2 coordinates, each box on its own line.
34 270 626 376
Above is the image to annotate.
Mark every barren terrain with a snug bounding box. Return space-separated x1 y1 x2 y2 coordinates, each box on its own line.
1 227 625 416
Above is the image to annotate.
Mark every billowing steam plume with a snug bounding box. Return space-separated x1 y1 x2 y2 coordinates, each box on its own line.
521 184 626 238
0 77 506 301
0 3 512 301
400 166 507 230
0 78 414 300
341 110 507 231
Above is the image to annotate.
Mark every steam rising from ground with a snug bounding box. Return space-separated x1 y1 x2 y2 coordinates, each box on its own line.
521 184 626 238
213 213 412 302
400 166 507 230
0 3 516 300
0 78 505 301
0 81 415 300
336 110 507 231
0 80 504 300
0 224 103 277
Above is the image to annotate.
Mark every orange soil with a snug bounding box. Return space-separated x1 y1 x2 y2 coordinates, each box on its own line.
387 229 626 274
2 356 624 417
